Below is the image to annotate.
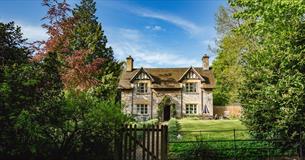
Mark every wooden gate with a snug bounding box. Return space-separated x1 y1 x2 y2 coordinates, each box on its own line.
116 124 168 160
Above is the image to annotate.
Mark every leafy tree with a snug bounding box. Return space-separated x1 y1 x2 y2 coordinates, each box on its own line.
0 21 64 158
62 91 129 159
230 0 305 146
212 5 246 105
32 0 122 98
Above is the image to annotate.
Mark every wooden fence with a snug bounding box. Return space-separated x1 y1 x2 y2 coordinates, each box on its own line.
116 124 168 160
214 105 242 118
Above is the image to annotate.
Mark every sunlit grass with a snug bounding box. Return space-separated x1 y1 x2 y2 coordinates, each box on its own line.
177 119 250 141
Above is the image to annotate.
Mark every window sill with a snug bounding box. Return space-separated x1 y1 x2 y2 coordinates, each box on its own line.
184 92 199 95
136 93 150 95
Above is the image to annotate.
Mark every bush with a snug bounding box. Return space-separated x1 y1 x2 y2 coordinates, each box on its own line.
169 142 215 160
61 91 130 160
168 118 181 141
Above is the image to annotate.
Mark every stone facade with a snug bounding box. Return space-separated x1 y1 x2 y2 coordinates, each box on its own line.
119 55 215 121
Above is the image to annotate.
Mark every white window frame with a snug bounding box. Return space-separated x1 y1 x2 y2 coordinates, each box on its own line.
136 104 148 115
186 104 197 115
185 83 197 93
136 82 148 93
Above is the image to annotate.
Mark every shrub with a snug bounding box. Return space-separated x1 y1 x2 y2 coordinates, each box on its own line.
168 118 181 141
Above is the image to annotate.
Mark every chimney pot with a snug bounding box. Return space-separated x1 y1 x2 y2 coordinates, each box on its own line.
202 54 209 70
126 56 134 72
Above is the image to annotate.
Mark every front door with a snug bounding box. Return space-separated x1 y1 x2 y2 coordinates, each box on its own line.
163 105 171 121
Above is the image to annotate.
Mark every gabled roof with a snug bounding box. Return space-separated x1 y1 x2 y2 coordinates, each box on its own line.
130 67 155 82
178 66 205 82
118 67 215 89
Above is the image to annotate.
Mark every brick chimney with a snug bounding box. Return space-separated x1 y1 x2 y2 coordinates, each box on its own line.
202 54 209 70
126 56 134 72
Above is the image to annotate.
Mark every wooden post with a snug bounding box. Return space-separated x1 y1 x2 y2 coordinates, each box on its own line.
143 124 146 160
128 124 132 160
147 125 151 160
123 124 128 160
164 125 168 160
133 124 137 160
156 125 160 160
161 125 164 160
118 126 123 160
152 125 155 159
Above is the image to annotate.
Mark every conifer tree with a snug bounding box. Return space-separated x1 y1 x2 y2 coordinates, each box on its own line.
69 0 122 98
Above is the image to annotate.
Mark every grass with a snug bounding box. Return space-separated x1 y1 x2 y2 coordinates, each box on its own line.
176 118 249 141
169 118 292 159
179 118 246 131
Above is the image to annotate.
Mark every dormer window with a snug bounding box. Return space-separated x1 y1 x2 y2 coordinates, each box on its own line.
136 82 148 93
185 83 197 93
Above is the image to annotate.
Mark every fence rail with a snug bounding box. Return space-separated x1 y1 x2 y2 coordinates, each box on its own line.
168 129 304 160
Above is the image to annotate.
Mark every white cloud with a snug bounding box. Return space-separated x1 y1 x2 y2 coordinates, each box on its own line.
108 27 201 68
127 7 203 35
118 28 142 41
19 23 48 42
0 19 48 42
145 25 164 31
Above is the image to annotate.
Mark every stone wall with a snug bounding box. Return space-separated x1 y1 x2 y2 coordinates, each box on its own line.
121 79 214 120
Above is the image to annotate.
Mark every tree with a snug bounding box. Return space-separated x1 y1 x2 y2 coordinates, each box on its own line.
0 21 30 80
230 0 305 146
32 0 122 97
69 0 122 97
0 21 64 158
212 5 246 105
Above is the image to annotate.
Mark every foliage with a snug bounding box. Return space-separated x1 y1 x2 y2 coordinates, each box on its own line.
60 91 128 159
230 0 305 147
212 5 246 105
0 21 128 159
0 22 30 67
31 0 122 96
168 118 181 141
169 119 297 159
0 21 64 158
157 96 176 120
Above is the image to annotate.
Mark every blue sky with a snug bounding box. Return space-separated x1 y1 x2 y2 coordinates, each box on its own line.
0 0 227 68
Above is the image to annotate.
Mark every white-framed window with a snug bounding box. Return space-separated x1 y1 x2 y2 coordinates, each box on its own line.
136 104 148 115
186 104 197 114
136 83 148 93
185 83 197 93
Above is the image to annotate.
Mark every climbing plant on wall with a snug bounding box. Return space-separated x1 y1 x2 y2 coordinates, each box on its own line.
157 95 176 120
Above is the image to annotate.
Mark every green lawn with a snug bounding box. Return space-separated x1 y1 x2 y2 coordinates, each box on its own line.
169 119 287 159
176 118 249 141
179 118 246 131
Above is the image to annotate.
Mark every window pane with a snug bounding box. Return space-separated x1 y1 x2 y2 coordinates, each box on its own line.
185 83 197 92
137 83 147 93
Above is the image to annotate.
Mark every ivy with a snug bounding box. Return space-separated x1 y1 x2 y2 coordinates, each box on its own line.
157 96 176 121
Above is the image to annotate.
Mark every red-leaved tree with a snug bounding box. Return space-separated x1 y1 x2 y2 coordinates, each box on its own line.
31 0 105 90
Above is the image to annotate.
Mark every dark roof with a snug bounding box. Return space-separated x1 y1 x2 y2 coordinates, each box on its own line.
118 67 215 89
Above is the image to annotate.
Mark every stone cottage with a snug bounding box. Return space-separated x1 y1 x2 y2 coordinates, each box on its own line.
118 55 215 121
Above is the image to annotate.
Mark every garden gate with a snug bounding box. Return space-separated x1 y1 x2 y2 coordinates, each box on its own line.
116 124 168 160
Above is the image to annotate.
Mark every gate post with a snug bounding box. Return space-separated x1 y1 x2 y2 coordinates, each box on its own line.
164 125 168 160
161 125 168 160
